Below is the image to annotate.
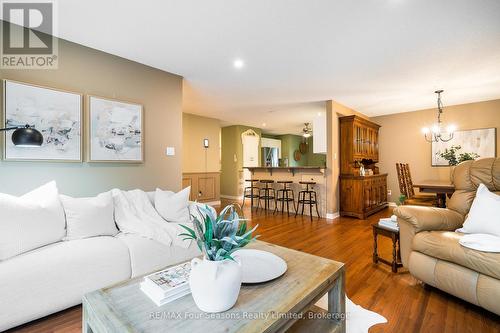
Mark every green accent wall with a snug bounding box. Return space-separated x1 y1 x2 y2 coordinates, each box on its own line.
220 125 262 197
220 126 238 197
279 135 326 167
305 136 327 167
280 134 305 167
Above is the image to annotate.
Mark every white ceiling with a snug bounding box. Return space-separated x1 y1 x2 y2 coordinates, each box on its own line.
54 0 500 134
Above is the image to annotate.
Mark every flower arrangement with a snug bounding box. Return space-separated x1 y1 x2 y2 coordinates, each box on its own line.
438 145 479 166
179 204 258 261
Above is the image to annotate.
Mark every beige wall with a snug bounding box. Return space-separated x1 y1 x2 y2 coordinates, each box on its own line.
182 113 221 173
0 30 183 196
373 99 500 202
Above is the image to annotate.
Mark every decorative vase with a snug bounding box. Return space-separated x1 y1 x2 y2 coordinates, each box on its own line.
189 256 242 313
450 165 456 182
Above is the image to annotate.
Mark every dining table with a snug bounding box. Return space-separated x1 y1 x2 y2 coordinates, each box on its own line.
413 180 455 208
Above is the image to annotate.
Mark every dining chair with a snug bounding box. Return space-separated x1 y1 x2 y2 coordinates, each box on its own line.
396 163 437 206
396 163 408 197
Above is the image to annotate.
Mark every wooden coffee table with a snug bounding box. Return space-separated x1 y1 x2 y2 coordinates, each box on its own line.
83 241 345 333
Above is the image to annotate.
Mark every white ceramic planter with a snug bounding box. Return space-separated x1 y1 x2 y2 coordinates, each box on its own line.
189 257 242 313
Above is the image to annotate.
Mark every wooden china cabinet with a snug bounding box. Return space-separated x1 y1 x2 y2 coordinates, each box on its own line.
339 115 388 219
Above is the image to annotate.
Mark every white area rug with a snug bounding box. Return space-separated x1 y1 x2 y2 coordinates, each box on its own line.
316 295 387 333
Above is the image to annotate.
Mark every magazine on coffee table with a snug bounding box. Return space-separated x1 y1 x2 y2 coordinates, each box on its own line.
141 261 191 305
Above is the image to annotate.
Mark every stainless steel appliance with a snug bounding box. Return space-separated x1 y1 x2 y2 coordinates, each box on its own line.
262 147 279 167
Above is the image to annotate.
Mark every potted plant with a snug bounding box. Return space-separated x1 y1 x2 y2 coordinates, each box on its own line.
179 204 258 313
437 145 479 181
397 194 407 206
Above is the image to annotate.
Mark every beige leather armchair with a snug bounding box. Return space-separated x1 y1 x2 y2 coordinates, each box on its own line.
394 158 500 315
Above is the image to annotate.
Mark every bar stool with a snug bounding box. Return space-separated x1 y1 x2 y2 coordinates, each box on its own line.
242 179 260 209
257 180 276 212
274 181 296 216
295 181 321 220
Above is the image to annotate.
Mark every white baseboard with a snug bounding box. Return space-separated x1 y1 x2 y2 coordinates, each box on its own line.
326 212 340 220
220 195 243 201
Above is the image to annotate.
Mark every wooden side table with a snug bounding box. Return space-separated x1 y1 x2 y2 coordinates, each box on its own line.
372 223 403 273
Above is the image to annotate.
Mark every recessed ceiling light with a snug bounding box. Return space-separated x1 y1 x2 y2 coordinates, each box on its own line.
233 59 245 69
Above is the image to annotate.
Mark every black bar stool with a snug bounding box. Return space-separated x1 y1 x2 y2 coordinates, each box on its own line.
242 179 260 209
295 181 321 220
257 180 276 212
274 181 296 216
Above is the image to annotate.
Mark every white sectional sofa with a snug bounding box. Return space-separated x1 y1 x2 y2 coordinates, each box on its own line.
0 187 204 331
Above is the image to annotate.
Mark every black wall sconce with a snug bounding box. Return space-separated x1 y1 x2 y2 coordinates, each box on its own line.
0 125 43 147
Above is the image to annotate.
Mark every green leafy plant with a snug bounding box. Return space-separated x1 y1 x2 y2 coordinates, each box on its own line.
457 151 480 164
179 204 258 261
438 145 479 166
397 194 406 206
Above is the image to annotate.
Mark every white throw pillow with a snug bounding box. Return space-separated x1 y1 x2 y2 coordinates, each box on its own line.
456 183 500 237
60 192 118 240
154 187 191 223
146 191 156 204
0 181 66 261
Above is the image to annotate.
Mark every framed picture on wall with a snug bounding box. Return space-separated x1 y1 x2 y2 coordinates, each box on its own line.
2 80 83 162
88 95 144 163
431 127 497 166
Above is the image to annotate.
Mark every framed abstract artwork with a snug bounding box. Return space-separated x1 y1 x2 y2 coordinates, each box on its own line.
431 127 497 166
88 96 144 162
2 80 83 162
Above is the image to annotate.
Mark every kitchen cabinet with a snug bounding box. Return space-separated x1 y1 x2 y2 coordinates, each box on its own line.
313 112 327 154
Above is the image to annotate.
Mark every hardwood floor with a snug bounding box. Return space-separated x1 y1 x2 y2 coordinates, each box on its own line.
6 203 500 333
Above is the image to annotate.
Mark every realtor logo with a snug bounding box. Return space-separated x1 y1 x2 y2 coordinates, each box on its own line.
1 0 58 69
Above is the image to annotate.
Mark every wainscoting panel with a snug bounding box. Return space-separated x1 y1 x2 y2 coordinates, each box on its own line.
182 172 220 203
182 177 192 190
198 176 216 200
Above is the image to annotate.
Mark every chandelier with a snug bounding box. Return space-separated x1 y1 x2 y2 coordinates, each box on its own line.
302 123 312 138
422 90 456 143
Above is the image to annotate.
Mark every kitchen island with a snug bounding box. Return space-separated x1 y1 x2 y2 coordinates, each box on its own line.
244 166 326 217
245 166 325 176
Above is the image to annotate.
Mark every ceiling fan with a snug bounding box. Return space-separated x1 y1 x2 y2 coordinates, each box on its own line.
302 123 312 138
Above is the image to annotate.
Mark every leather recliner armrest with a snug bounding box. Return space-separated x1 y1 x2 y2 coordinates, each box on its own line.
394 205 464 233
394 205 464 267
